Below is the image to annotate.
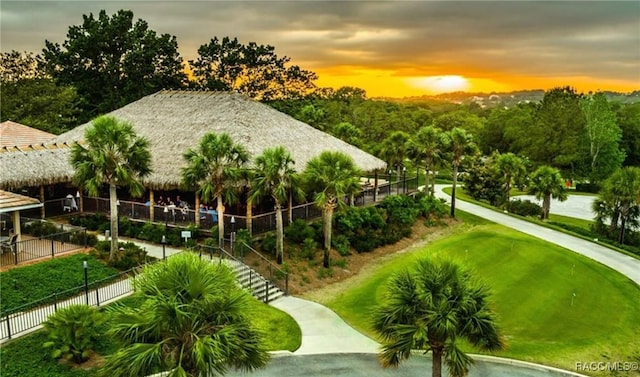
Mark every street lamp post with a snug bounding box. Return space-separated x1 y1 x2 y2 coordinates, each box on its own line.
230 216 236 255
161 235 166 260
403 166 407 194
83 260 89 305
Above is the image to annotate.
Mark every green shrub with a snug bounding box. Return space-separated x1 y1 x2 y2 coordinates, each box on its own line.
203 237 218 247
43 305 105 364
332 258 347 269
416 194 448 220
261 232 277 256
380 195 420 228
335 206 386 253
24 221 61 237
235 228 253 257
90 241 151 270
332 234 351 257
317 267 334 279
575 182 600 193
285 219 316 244
300 237 317 260
69 232 98 247
507 199 542 217
69 213 108 231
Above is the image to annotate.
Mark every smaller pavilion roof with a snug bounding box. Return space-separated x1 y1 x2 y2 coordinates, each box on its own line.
0 190 43 214
0 121 56 147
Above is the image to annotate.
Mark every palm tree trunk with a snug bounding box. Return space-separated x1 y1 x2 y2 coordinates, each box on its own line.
109 184 118 261
542 194 551 220
505 173 511 204
618 206 629 244
450 163 459 218
217 195 225 246
424 163 430 196
432 347 443 377
275 202 284 264
323 206 334 268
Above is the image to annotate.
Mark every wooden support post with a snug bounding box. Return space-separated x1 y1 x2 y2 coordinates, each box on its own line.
149 190 155 222
373 170 379 202
39 185 45 219
246 199 253 236
195 196 201 227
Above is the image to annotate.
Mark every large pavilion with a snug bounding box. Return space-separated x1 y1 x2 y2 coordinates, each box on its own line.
1 90 387 229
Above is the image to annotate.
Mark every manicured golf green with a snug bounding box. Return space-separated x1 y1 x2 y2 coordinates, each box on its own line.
320 222 640 375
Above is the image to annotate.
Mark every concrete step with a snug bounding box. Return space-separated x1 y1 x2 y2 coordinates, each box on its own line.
229 259 284 303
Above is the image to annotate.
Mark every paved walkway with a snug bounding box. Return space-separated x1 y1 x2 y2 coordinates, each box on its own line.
435 185 640 286
271 297 379 355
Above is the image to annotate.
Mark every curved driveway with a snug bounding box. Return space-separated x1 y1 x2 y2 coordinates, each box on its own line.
435 185 640 286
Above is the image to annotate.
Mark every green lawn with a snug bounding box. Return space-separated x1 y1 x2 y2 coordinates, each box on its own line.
0 297 300 377
319 222 640 376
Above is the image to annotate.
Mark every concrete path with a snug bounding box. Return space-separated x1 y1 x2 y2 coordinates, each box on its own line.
435 185 640 286
225 353 589 377
512 194 596 221
271 296 379 355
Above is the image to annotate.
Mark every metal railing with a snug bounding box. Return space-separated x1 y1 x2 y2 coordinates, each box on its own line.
72 175 419 236
196 241 288 302
0 268 136 341
1 221 89 267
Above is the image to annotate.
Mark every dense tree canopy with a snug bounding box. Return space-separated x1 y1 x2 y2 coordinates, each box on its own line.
190 36 317 100
525 87 585 169
1 51 80 134
42 10 187 121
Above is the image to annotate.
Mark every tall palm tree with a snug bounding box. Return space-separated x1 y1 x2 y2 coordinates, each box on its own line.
495 152 528 205
372 259 503 377
249 146 303 264
70 116 151 261
303 151 361 268
447 127 477 218
100 253 269 377
408 126 447 196
597 167 640 244
182 132 249 245
528 165 568 220
379 131 411 184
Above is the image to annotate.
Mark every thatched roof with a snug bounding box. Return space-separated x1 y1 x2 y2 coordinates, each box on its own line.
0 121 56 147
52 90 386 190
0 189 43 213
0 143 74 190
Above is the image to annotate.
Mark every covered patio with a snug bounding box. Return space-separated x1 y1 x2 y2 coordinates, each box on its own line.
0 190 43 243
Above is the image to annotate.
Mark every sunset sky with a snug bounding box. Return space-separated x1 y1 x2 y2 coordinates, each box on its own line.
1 1 639 97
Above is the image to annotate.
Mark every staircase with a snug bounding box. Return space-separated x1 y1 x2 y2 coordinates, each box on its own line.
231 259 285 303
198 244 286 303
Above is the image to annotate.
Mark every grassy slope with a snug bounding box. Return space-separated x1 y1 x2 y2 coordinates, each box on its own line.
321 221 640 376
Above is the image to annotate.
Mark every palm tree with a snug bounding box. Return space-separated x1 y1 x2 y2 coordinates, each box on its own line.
100 252 269 377
303 151 361 268
408 126 447 196
249 146 303 264
70 116 151 261
379 131 411 184
372 259 503 377
495 152 528 205
182 132 249 245
528 165 568 220
447 127 477 218
597 167 640 244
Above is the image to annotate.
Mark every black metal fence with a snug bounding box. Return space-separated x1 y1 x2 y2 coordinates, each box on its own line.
74 175 419 237
0 220 88 267
0 268 135 341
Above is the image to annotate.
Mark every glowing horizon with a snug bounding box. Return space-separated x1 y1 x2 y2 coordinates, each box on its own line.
313 67 639 98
